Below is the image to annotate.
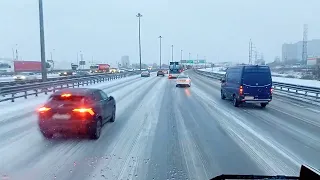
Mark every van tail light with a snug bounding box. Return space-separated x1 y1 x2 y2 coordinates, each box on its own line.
271 88 274 94
239 86 243 95
38 107 51 113
73 108 95 116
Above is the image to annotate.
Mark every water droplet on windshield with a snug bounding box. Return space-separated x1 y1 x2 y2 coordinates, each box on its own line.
135 174 138 177
69 170 72 173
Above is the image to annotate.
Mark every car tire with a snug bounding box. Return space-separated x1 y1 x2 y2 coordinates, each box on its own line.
110 107 116 122
221 90 226 100
233 95 240 107
176 84 179 87
90 118 102 140
260 103 268 108
41 131 53 139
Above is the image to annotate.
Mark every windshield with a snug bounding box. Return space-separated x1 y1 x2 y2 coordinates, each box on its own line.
242 67 272 85
2 1 319 180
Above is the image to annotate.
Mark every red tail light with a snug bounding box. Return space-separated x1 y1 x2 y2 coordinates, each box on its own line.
38 107 51 112
73 108 95 116
61 93 72 97
271 88 274 94
239 86 243 95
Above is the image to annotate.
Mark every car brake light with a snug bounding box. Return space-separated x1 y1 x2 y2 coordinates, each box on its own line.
61 93 72 97
239 86 243 95
38 107 51 112
271 88 274 94
73 108 95 116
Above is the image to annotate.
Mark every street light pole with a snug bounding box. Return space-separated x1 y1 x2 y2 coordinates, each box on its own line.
189 53 191 60
158 36 162 69
171 45 174 62
38 0 47 81
136 13 143 71
180 50 183 61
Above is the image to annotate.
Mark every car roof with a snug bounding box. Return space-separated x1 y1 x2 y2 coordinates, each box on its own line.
52 88 98 96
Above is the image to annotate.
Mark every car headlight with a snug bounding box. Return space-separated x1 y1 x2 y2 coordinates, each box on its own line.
21 76 26 79
13 76 17 79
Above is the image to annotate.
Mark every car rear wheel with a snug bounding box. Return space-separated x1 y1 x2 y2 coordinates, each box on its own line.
90 118 102 140
110 108 116 122
176 84 179 87
41 131 53 139
260 103 268 108
221 90 226 100
233 95 240 107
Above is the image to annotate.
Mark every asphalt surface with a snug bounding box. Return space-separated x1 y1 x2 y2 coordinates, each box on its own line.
0 70 319 180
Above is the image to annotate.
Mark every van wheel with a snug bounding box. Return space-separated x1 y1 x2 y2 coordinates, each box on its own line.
233 95 240 107
260 103 268 108
221 91 226 100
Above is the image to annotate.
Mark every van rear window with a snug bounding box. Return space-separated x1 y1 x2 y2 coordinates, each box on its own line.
244 66 270 73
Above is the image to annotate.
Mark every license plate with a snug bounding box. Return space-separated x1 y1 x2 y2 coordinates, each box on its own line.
52 114 71 120
245 96 254 100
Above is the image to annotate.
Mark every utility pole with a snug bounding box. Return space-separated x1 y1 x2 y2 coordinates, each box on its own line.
189 53 191 60
249 39 253 65
302 24 308 65
38 0 47 81
180 50 183 61
158 36 162 69
171 45 174 62
136 13 143 71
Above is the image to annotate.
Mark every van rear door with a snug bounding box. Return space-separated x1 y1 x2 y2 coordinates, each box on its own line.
242 66 272 99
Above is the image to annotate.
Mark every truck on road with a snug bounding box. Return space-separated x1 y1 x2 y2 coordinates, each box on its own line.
90 64 110 73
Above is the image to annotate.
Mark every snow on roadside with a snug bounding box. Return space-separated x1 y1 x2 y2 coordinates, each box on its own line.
199 68 320 88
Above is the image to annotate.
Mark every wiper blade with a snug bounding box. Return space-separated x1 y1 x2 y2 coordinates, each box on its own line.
210 174 298 180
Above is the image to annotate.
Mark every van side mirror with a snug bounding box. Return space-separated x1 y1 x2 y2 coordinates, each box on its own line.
220 79 226 83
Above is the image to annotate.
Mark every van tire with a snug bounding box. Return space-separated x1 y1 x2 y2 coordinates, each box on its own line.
260 103 268 108
221 91 226 100
233 95 240 107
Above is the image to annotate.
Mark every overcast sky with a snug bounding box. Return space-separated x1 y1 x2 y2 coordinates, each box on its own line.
0 0 320 68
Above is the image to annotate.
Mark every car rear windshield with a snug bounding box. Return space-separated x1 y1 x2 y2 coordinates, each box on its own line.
178 75 188 78
50 95 86 102
242 66 272 85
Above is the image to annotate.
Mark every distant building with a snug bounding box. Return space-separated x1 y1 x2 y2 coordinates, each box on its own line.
307 57 320 66
121 56 130 68
282 39 320 64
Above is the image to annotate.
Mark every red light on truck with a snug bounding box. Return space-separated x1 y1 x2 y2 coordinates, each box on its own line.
73 108 95 116
271 88 274 94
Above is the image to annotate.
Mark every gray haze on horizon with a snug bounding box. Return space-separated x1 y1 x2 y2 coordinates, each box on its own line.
0 0 319 68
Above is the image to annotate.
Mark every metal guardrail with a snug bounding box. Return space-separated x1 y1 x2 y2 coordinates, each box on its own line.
195 69 320 102
0 69 159 87
0 69 160 102
0 72 140 102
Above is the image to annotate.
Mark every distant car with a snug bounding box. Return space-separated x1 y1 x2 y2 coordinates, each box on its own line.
157 70 165 76
141 71 150 77
13 72 37 81
220 65 272 108
75 71 90 76
59 71 74 76
37 88 116 140
176 74 191 87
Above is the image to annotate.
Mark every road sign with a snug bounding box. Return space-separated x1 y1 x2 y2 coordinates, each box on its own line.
180 60 187 63
187 60 193 64
194 60 199 64
199 60 206 63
